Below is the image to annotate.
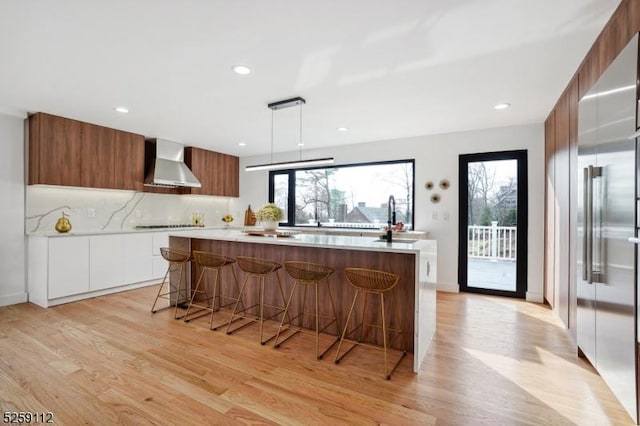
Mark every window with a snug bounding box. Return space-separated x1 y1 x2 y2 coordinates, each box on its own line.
268 159 415 229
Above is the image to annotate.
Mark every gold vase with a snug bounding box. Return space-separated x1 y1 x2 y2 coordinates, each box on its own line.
55 212 72 233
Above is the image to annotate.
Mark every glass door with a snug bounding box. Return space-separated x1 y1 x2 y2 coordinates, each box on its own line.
458 150 528 298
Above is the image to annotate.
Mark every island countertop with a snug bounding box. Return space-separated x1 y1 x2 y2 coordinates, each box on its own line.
169 228 436 255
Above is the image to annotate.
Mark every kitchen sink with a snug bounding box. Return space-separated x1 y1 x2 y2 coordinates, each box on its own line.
373 238 419 244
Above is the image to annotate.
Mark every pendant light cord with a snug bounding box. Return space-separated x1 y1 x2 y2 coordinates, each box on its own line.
299 102 303 161
270 108 274 164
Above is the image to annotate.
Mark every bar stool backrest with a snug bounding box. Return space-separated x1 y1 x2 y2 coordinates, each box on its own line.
193 250 235 268
160 247 191 263
284 261 334 282
344 268 400 293
236 256 279 275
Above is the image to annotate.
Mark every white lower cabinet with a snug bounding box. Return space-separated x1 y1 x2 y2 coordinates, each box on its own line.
151 232 169 279
152 256 168 280
123 234 153 284
89 235 123 291
29 231 169 307
48 236 90 299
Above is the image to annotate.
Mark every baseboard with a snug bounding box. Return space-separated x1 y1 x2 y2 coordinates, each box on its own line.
29 279 161 308
0 291 28 307
437 282 459 293
526 291 544 303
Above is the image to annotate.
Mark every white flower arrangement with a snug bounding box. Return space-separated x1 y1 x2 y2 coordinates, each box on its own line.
255 203 283 222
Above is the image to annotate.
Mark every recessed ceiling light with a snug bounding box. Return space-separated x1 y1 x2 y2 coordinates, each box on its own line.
114 106 129 114
238 142 246 147
337 127 348 132
494 103 511 110
232 65 251 75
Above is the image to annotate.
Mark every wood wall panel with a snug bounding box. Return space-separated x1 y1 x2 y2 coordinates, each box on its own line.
27 113 40 185
579 0 640 98
554 90 571 327
578 53 601 100
544 110 556 308
567 77 579 336
545 0 640 334
190 238 416 351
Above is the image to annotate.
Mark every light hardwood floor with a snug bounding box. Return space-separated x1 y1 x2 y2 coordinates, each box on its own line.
0 287 634 425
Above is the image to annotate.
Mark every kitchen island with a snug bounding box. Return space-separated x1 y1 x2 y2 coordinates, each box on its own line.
169 229 437 373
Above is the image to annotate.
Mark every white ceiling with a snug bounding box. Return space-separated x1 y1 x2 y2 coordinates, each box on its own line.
0 0 620 157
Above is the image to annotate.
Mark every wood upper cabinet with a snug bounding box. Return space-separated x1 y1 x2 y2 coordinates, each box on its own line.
184 147 239 197
29 112 83 186
28 112 144 190
81 122 115 189
114 131 144 191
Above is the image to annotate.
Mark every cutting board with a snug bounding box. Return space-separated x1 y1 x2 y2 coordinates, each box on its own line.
243 229 298 238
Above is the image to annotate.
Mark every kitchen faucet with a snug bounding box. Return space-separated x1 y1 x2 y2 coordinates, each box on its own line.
387 195 396 243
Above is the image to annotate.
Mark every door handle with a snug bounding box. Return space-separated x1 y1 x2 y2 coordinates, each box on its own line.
586 166 594 284
590 166 603 284
582 167 589 281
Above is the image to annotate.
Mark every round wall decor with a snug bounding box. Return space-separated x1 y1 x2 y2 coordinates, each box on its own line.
430 194 441 203
425 181 434 190
439 179 450 190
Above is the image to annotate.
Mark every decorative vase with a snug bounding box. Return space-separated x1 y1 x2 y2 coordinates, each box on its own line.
262 220 278 231
55 212 72 233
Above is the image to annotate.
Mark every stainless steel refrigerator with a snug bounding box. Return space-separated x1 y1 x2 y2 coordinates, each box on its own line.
577 35 637 423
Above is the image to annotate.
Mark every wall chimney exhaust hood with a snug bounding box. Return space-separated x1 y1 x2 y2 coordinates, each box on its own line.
144 139 202 188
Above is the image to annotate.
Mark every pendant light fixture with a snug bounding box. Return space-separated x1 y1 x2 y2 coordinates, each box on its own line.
245 96 335 171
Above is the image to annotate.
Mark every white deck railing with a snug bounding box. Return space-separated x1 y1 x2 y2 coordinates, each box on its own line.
468 221 517 261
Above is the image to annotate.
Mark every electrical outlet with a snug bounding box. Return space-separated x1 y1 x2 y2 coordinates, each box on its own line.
432 211 439 220
87 208 95 218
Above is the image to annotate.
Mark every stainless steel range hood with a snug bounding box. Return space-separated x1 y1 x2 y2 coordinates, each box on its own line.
144 139 201 188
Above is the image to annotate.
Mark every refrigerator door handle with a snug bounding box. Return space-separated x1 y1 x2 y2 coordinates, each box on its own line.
582 167 589 281
586 166 592 283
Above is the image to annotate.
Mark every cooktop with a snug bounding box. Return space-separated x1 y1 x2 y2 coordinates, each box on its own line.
134 224 200 229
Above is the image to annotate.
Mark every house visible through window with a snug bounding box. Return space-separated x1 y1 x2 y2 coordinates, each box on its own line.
268 159 415 229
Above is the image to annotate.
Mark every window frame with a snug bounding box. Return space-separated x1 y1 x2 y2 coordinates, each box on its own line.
268 158 415 229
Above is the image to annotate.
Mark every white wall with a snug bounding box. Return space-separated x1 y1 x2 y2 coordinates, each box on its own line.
239 123 545 302
0 113 26 306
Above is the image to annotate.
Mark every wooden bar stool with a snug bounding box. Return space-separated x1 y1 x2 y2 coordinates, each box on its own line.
226 256 290 345
274 261 341 359
151 247 191 320
334 267 408 380
183 250 241 330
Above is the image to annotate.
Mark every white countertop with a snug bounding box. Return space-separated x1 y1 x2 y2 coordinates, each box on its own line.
170 228 436 255
29 225 428 240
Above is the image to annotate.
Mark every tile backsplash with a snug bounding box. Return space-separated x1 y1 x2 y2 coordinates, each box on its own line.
26 186 240 234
